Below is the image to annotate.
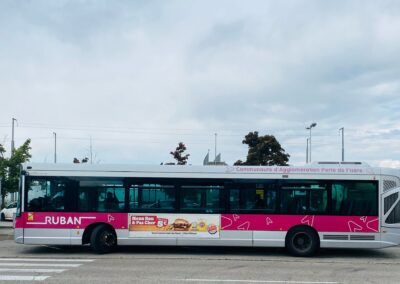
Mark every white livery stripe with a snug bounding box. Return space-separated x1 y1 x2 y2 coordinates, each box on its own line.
0 263 81 267
0 268 66 273
0 258 94 262
0 275 50 281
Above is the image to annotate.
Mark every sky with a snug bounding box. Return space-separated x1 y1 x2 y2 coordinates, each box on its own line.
0 0 399 167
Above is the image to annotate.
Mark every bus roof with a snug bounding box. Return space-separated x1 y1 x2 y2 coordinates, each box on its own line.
21 162 400 179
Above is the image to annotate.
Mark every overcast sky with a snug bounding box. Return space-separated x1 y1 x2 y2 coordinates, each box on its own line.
0 0 399 167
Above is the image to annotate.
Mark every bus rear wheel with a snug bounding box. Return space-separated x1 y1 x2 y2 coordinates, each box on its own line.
286 226 319 257
90 225 117 254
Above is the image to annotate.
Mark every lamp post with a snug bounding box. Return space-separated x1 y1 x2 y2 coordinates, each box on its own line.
306 122 317 163
214 133 217 165
11 118 17 154
339 127 344 162
53 132 57 163
306 138 309 164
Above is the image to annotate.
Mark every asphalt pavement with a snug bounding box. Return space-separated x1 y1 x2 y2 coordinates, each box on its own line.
0 220 13 241
1 224 400 283
1 240 400 283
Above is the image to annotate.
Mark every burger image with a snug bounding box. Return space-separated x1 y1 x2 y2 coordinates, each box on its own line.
172 218 191 231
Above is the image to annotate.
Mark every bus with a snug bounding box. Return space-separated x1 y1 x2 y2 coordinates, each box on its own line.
13 162 400 256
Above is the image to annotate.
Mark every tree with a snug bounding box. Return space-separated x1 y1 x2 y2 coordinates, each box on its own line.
0 144 7 209
234 131 290 166
0 139 32 209
170 142 190 165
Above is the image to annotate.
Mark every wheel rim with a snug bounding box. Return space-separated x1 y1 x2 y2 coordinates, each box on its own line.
292 232 312 252
100 231 116 248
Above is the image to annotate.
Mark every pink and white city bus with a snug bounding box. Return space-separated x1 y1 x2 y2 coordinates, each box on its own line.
14 162 400 256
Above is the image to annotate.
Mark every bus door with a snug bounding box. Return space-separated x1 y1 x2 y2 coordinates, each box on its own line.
381 187 400 246
14 174 25 244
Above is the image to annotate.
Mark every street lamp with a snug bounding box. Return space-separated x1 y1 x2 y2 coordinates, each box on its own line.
11 118 17 154
306 138 309 164
53 132 57 163
306 122 317 163
339 127 344 162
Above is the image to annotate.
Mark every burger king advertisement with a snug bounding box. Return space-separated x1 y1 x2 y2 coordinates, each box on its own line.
128 214 220 238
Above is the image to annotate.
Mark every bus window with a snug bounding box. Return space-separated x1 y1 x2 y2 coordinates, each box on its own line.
129 183 176 212
77 179 124 212
331 181 377 216
280 181 327 214
27 178 67 212
180 185 223 213
229 182 276 213
103 188 124 211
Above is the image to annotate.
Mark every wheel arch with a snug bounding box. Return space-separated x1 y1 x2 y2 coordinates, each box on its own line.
285 224 321 257
285 224 320 244
82 222 117 245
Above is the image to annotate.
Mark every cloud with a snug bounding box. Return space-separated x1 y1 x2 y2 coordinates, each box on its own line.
379 160 400 168
0 1 399 166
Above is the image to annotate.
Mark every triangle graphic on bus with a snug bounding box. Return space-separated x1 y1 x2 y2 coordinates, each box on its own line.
301 215 315 226
237 221 250 230
348 221 363 232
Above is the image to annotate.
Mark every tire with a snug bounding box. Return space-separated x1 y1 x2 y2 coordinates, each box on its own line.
285 226 319 257
0 213 5 221
90 225 117 254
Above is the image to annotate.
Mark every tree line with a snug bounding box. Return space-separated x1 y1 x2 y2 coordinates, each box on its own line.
169 131 289 166
0 139 32 209
0 131 289 208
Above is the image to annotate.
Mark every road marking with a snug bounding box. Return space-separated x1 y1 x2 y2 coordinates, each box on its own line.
0 262 81 267
175 280 339 284
0 275 49 281
0 257 94 281
0 268 66 273
0 258 94 262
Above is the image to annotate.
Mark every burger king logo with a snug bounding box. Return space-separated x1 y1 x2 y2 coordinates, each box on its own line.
207 224 218 235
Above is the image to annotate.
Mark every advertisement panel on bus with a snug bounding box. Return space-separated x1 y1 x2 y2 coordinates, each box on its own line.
128 214 220 238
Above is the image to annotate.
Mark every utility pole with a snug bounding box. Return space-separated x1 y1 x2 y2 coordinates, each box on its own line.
53 132 57 163
9 117 18 206
306 122 317 163
90 136 93 164
214 133 218 165
306 138 309 164
11 118 17 154
339 127 344 162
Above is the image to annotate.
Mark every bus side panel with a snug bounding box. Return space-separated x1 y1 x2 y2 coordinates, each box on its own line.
253 231 286 247
117 229 177 246
381 227 400 247
221 214 379 233
71 229 85 245
23 228 71 245
319 232 382 249
177 230 252 247
19 212 128 245
13 216 24 244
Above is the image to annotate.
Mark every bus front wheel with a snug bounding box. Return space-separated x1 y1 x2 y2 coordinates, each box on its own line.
285 226 319 257
90 224 117 254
